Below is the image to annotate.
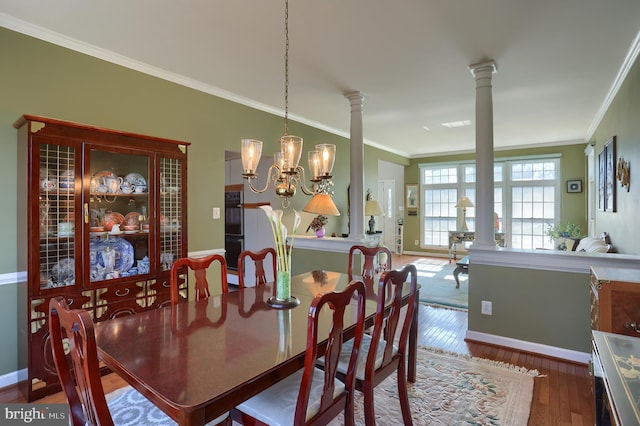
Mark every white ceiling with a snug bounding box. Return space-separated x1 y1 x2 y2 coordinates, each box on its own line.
2 1 640 158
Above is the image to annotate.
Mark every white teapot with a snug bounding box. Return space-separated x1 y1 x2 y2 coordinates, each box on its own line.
120 181 135 194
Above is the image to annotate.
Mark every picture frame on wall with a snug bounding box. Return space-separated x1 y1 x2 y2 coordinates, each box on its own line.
605 136 616 212
405 184 418 216
567 179 582 193
598 148 606 211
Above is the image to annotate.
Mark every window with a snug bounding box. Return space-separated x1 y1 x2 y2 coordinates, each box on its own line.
419 157 560 249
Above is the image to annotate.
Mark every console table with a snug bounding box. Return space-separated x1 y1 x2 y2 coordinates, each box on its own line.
592 331 640 425
448 231 505 261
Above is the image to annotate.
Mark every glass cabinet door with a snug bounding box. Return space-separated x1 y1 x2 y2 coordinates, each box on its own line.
37 142 79 291
159 156 184 272
88 149 151 282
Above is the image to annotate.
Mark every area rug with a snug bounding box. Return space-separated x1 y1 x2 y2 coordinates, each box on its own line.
107 346 538 425
330 346 539 426
412 257 469 309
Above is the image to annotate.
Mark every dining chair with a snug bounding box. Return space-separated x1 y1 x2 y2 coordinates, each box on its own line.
348 244 392 281
170 254 228 304
333 263 418 426
49 296 230 426
237 247 277 288
233 279 367 426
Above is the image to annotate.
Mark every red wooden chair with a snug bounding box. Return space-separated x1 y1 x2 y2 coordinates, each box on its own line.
170 254 228 304
49 296 231 425
233 280 367 426
237 248 277 288
335 263 418 425
348 244 392 281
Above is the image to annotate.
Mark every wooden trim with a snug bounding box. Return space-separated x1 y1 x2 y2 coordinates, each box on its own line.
243 202 270 209
225 184 244 192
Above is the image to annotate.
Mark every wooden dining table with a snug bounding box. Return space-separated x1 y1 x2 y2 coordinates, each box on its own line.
95 270 419 425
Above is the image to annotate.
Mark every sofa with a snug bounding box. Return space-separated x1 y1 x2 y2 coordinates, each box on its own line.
558 232 613 253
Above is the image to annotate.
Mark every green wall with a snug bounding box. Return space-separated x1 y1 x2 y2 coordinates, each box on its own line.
402 144 588 254
469 264 591 352
590 53 640 254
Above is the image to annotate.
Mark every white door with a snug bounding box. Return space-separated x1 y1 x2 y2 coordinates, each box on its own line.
377 180 396 249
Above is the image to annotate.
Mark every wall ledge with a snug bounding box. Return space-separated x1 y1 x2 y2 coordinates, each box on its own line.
468 246 640 274
290 235 375 253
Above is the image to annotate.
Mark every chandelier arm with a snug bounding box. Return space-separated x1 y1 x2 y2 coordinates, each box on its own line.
244 164 281 194
295 166 315 196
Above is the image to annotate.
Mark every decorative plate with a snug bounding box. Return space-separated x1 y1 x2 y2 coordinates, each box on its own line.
124 172 147 187
124 212 140 227
93 170 116 179
102 211 125 231
89 237 134 277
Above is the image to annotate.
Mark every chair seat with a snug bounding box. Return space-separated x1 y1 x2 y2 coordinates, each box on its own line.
107 385 229 425
320 334 398 381
236 367 346 425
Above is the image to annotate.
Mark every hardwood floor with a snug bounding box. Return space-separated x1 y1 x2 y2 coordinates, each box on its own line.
1 255 595 425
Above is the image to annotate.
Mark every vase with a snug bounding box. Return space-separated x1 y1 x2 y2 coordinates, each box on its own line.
315 227 325 238
276 265 291 301
267 256 300 309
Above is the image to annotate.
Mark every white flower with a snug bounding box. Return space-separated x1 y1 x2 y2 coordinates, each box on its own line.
259 205 301 272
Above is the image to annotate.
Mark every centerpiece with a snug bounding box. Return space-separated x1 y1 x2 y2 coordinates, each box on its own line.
309 214 328 238
260 205 301 308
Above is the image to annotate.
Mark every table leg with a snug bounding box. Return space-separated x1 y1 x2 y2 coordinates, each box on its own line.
453 265 462 288
408 288 419 382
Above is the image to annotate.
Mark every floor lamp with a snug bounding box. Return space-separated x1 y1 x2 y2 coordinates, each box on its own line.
455 196 474 231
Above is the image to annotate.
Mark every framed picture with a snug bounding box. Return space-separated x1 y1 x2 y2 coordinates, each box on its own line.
566 179 582 193
405 184 418 216
598 148 606 211
605 136 616 212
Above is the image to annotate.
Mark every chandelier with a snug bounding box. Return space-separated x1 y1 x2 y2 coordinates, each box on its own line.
240 0 338 216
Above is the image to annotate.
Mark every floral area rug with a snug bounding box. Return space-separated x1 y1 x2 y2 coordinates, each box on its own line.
108 346 538 425
330 346 539 426
412 257 469 309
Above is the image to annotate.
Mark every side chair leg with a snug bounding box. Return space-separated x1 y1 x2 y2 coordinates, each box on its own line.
397 363 413 426
363 382 376 426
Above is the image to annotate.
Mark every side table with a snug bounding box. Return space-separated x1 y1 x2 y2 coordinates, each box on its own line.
453 256 469 288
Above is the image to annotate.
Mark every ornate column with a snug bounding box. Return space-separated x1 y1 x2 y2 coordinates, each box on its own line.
469 60 497 249
345 91 366 240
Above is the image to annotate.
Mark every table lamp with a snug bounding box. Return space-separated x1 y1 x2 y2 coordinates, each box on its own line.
455 196 474 231
365 199 384 234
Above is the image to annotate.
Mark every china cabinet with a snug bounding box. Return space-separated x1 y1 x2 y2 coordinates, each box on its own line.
15 115 189 401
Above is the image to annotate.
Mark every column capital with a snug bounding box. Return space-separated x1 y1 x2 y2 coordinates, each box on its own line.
469 60 497 78
344 91 365 105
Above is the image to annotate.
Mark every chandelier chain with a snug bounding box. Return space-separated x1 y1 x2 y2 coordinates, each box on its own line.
283 0 289 136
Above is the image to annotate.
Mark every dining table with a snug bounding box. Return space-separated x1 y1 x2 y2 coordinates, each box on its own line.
95 270 419 425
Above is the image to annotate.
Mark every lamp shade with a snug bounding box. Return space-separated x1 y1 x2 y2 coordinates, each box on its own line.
455 196 474 209
280 135 303 172
315 144 336 177
241 139 263 174
364 200 384 217
302 193 340 216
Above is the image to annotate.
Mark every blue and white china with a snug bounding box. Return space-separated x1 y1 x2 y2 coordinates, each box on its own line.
51 258 75 285
137 256 150 274
120 181 135 194
89 237 135 281
124 172 147 188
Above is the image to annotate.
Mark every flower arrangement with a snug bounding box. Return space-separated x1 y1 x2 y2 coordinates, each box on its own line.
259 205 301 274
309 214 328 232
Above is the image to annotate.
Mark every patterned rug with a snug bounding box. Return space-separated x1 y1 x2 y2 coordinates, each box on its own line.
107 346 538 425
412 257 469 309
330 346 539 426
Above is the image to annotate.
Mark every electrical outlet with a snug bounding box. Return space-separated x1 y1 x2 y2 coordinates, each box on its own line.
481 300 492 315
212 207 220 219
414 239 419 245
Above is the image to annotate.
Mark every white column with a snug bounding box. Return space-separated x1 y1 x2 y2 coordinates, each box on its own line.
469 60 497 249
345 91 365 240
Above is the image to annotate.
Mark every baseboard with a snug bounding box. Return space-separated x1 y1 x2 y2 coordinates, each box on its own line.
0 368 26 390
465 330 591 364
